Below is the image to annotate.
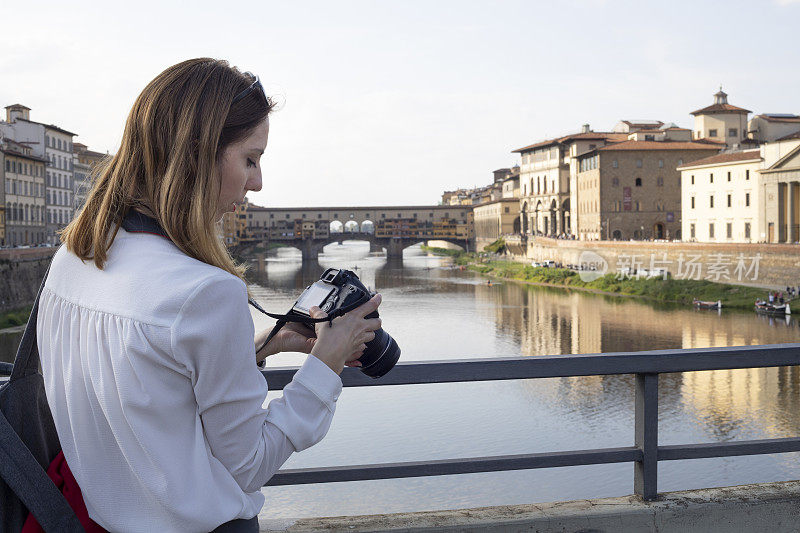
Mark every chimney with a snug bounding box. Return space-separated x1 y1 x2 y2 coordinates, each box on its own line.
581 124 591 133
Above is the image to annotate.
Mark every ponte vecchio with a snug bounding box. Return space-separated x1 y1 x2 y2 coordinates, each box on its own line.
230 204 474 260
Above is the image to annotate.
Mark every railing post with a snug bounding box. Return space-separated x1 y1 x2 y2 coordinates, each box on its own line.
634 372 658 500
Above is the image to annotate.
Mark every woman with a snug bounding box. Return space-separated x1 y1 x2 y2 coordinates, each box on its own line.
37 58 381 532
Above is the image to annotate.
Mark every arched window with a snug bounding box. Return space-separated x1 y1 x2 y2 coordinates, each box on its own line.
635 178 642 187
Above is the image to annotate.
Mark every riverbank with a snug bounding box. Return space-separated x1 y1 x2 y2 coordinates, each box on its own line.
422 246 772 310
0 306 32 331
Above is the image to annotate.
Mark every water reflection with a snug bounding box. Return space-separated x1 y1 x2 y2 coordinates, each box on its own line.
248 242 800 519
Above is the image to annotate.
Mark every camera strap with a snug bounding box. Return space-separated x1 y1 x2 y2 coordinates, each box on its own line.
248 297 367 355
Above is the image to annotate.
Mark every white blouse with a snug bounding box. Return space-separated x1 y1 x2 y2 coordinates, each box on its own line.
37 229 342 532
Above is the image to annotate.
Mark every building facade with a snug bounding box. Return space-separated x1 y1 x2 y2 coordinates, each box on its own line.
73 142 108 211
761 136 800 244
513 125 628 238
1 138 47 246
575 139 720 241
747 114 800 144
473 198 520 251
679 150 762 243
2 104 76 244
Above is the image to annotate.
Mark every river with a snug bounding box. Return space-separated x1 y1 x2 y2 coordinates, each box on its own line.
3 241 799 520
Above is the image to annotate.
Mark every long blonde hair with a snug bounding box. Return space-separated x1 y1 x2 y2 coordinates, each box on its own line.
61 58 273 282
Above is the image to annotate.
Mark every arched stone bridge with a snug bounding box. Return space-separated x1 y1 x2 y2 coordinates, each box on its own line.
241 204 473 260
287 233 469 260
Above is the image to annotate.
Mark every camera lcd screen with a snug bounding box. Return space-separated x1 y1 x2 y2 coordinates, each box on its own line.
293 282 335 315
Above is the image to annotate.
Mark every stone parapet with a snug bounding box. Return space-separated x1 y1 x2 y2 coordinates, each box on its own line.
259 480 800 532
517 237 800 288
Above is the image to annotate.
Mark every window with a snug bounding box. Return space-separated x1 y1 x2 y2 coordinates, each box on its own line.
709 129 718 137
709 173 714 183
645 135 655 141
589 144 596 150
285 214 290 219
746 169 750 180
612 159 618 168
726 223 732 239
658 159 664 168
729 128 738 137
745 192 750 207
727 171 731 181
657 177 664 186
709 223 715 238
745 222 751 239
612 177 619 186
636 201 640 211
636 159 643 168
635 177 642 187
710 195 714 208
727 194 731 207
504 207 510 213
691 175 695 185
678 159 683 166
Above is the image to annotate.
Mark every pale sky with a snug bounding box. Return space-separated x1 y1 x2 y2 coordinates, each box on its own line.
2 0 798 207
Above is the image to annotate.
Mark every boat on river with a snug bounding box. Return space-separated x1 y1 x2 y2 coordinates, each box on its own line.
693 299 721 310
754 300 792 316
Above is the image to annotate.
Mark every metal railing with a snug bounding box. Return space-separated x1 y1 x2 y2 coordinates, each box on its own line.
3 343 799 501
261 343 800 501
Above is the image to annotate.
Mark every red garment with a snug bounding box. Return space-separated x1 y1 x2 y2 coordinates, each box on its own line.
21 451 107 533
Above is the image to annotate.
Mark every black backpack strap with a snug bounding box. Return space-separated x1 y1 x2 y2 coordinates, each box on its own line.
0 247 83 531
0 409 84 532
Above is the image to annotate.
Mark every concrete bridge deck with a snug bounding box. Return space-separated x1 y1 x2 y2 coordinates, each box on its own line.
259 480 800 532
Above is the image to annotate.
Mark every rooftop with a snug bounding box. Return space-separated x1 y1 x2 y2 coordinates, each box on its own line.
513 132 627 153
677 149 762 169
14 117 77 137
595 140 724 152
756 113 800 123
690 103 751 115
776 130 800 142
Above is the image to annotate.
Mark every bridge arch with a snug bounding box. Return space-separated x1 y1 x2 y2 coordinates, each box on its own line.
361 220 375 234
344 220 359 233
330 220 344 233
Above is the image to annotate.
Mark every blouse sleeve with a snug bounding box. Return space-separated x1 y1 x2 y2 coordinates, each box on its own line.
171 274 342 493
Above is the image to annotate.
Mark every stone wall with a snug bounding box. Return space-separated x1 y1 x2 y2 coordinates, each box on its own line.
260 480 800 532
512 237 800 288
0 249 55 313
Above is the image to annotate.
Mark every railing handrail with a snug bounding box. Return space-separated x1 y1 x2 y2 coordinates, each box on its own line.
261 343 800 391
259 342 800 500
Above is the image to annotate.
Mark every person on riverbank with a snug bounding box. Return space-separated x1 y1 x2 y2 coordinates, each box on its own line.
36 58 381 532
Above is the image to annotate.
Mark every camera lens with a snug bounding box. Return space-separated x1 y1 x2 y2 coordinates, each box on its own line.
359 312 400 379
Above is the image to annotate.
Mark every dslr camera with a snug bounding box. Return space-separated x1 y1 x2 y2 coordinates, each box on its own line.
287 268 400 378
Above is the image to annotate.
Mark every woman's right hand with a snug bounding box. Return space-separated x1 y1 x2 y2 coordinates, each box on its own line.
308 293 383 375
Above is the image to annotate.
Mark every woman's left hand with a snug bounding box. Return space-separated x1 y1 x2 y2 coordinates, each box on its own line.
255 322 316 362
255 321 368 368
